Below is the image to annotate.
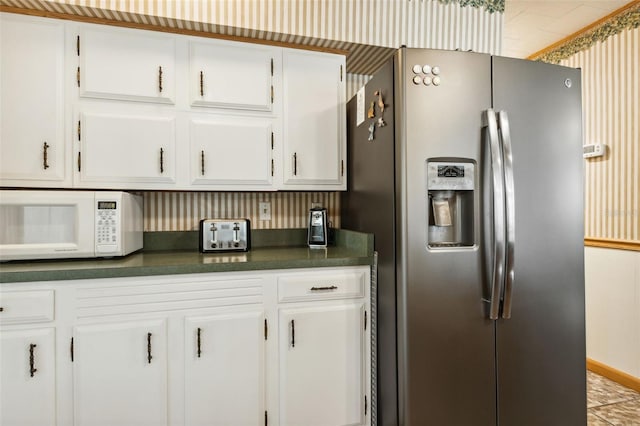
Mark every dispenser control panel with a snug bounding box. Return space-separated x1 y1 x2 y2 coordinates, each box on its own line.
427 162 474 190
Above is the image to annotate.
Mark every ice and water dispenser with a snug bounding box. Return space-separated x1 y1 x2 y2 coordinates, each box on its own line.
426 160 475 248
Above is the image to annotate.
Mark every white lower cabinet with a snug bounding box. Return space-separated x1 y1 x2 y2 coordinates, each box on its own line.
0 289 57 426
73 319 169 426
0 327 56 426
0 266 369 426
279 303 365 426
184 309 266 426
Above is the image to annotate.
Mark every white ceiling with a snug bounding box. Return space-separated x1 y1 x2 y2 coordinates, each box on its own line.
502 0 631 58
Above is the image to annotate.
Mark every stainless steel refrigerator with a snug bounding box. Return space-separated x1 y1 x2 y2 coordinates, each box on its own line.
342 48 586 426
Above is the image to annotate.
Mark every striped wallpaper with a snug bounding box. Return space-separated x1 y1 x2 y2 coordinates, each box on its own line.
1 0 503 231
142 191 340 232
561 27 639 241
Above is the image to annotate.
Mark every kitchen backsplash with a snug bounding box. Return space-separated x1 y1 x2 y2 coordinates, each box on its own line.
141 191 340 232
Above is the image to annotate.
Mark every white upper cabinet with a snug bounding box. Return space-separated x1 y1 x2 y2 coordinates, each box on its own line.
0 13 347 191
77 25 176 104
190 41 279 112
189 114 274 189
0 13 68 187
74 104 177 189
281 49 346 190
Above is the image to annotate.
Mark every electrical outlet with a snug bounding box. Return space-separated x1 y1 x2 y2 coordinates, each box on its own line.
259 202 271 221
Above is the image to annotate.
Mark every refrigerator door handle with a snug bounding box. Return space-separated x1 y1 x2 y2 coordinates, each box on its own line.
483 109 506 320
498 111 516 319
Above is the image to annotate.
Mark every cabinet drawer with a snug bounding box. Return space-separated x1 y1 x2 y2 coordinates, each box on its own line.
0 290 54 324
278 270 365 302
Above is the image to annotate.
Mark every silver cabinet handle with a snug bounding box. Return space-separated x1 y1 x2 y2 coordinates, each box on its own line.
158 66 163 93
159 148 164 174
498 111 515 319
201 150 205 176
199 71 204 97
483 109 506 320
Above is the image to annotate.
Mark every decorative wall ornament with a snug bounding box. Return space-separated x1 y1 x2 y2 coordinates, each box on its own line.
433 0 504 14
532 3 640 64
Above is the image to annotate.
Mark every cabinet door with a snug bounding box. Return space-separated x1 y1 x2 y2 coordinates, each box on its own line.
190 41 277 112
279 303 365 426
75 106 176 188
0 13 68 187
282 50 346 189
189 115 274 188
0 327 56 426
73 319 168 426
78 25 175 104
185 309 266 426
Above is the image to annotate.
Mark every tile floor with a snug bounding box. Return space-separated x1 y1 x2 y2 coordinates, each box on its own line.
588 370 640 425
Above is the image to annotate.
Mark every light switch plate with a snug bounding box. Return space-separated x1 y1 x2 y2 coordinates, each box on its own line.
259 202 271 221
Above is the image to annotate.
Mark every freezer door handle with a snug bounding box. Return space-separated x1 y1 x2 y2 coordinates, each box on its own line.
498 111 516 319
484 109 506 320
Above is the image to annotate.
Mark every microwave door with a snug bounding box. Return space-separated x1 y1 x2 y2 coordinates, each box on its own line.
0 190 95 261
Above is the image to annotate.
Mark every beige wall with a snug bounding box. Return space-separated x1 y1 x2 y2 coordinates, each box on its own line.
562 27 639 241
560 25 639 379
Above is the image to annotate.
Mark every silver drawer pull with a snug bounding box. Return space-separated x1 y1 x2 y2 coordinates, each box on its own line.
310 285 338 291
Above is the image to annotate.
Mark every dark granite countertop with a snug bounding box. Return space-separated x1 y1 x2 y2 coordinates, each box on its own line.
0 229 373 284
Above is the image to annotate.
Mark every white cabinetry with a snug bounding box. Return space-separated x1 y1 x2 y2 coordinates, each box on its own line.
0 13 68 187
74 105 177 188
276 269 369 426
279 305 365 425
73 319 169 426
0 267 368 425
282 50 346 190
185 309 266 426
0 290 56 426
78 25 176 104
73 23 178 189
190 41 277 112
189 114 274 188
1 13 346 191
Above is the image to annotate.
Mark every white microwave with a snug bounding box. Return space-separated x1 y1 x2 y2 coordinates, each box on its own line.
0 190 143 261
